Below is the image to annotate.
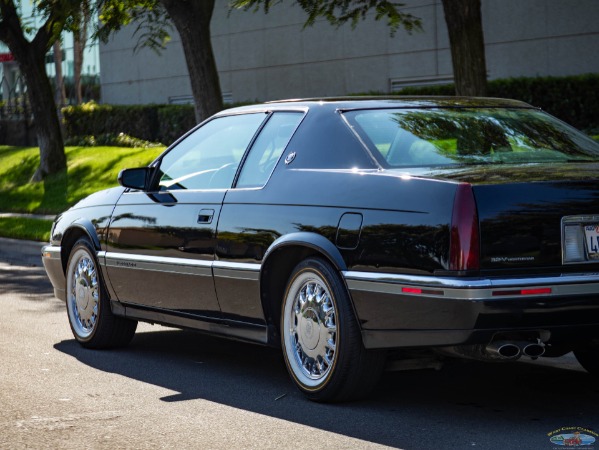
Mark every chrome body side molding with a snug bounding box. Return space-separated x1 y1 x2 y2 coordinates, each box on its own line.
101 251 213 277
343 270 599 300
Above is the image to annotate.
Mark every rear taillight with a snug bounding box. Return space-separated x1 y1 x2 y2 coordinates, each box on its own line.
449 183 480 271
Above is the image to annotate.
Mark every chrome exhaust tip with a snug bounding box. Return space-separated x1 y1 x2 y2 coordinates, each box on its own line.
485 341 521 359
522 343 546 358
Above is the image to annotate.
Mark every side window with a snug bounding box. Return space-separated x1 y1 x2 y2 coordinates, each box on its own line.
236 112 303 188
157 113 266 191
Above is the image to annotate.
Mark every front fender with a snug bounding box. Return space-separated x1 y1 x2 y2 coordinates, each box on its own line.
64 219 102 251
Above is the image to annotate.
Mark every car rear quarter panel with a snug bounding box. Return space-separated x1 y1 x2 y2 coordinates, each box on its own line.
219 168 456 273
216 168 456 338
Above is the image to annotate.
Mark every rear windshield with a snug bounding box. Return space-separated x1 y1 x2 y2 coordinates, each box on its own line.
343 108 599 168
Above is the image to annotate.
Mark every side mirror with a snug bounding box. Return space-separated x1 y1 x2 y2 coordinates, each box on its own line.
118 167 154 190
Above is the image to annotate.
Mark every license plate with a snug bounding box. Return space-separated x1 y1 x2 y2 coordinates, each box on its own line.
584 224 599 259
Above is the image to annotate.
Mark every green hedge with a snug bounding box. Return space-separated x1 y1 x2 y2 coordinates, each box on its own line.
62 102 199 145
62 74 599 146
62 101 254 146
386 73 599 132
157 105 197 144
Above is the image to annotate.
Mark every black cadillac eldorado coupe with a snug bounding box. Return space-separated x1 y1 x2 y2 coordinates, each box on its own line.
42 97 599 402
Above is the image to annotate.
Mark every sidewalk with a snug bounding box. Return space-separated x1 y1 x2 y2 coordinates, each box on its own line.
0 213 54 267
0 237 45 268
0 212 56 221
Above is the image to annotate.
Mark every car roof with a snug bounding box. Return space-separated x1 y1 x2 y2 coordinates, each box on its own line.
220 96 534 115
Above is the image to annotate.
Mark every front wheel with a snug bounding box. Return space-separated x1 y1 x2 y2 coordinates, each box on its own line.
66 238 137 349
281 257 385 402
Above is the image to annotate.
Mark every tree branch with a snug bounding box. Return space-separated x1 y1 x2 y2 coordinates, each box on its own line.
32 6 70 55
0 1 28 51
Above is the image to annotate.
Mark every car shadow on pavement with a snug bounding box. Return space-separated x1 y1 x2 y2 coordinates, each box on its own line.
0 264 55 297
54 327 599 449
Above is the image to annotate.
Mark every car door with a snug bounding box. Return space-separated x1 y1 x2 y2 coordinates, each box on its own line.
214 111 306 323
104 112 268 318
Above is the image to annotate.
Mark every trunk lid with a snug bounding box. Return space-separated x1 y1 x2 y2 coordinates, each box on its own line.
427 162 599 271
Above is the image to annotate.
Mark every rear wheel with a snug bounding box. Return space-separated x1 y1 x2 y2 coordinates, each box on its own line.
66 238 137 349
281 257 385 402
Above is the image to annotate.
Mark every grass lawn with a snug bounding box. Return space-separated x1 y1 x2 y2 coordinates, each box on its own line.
0 145 163 241
0 145 164 215
0 217 53 242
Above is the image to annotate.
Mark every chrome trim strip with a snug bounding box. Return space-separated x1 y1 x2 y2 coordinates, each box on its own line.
213 261 260 281
101 253 262 279
343 270 599 300
212 261 261 272
104 252 212 277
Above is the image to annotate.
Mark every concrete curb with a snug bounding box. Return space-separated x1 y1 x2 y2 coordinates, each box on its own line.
0 237 45 268
0 212 56 221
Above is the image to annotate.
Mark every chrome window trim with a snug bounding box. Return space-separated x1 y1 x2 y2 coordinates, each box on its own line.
343 270 599 300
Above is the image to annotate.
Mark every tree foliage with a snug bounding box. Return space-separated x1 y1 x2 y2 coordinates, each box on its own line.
96 0 172 54
233 0 422 36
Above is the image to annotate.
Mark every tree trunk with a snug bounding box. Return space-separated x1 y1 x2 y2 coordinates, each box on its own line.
160 0 223 123
0 0 68 181
441 0 487 96
73 2 89 105
73 35 84 104
53 40 66 106
20 51 67 181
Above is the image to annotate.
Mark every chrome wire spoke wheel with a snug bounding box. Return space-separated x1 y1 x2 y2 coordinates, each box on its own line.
67 247 100 339
65 238 137 349
283 268 338 389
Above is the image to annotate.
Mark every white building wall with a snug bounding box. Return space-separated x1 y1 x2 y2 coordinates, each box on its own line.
99 0 599 105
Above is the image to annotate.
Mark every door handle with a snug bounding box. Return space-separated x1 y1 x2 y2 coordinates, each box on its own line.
197 209 215 224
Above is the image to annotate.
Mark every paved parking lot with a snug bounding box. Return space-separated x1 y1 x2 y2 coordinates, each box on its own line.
0 239 596 449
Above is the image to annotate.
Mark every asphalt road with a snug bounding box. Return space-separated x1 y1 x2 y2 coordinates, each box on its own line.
0 238 597 449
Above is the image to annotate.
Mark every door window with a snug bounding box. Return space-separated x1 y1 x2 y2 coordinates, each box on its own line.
236 112 304 188
157 113 267 191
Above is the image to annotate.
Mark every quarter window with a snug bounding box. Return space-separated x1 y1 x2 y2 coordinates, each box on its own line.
236 112 304 188
157 113 266 190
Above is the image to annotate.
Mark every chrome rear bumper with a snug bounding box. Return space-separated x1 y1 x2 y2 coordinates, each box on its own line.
344 271 599 349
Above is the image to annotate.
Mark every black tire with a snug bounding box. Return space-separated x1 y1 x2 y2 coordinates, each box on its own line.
65 238 137 349
281 257 386 402
574 344 599 375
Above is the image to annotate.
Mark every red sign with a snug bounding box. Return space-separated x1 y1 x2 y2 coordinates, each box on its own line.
0 53 14 62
